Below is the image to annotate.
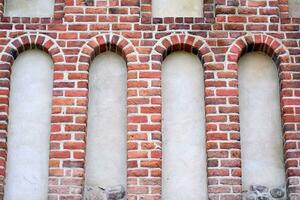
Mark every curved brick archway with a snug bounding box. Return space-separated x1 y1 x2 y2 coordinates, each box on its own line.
78 33 138 68
151 33 214 65
1 33 64 65
227 34 290 66
227 34 300 199
151 33 240 200
78 33 145 200
0 33 64 199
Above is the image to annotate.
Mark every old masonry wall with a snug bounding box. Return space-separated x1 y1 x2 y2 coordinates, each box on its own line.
0 0 300 200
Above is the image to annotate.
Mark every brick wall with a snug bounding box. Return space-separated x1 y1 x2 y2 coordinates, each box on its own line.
0 0 299 199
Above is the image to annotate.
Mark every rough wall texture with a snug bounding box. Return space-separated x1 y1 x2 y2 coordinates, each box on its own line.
289 0 300 17
4 0 55 17
4 50 53 200
152 0 203 17
238 52 285 190
161 52 207 200
0 0 299 200
85 52 127 190
239 52 286 198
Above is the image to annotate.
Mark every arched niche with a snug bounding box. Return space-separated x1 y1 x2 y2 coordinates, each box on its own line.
4 0 55 17
162 51 208 200
84 52 127 198
4 50 53 200
152 0 203 17
238 52 286 193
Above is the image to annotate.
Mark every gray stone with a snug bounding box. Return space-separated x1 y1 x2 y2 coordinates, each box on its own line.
84 185 126 200
257 197 270 200
251 185 269 193
245 193 256 200
243 184 287 200
106 185 126 200
270 188 285 198
84 186 106 200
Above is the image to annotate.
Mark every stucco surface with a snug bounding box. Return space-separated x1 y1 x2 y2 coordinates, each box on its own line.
85 52 127 189
4 0 54 17
289 0 300 17
238 52 286 190
4 50 53 200
161 52 208 200
152 0 203 17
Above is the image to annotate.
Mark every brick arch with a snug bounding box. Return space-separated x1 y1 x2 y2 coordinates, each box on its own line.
77 33 139 199
227 34 290 68
151 33 214 65
0 33 64 67
150 33 215 199
227 34 298 199
0 33 64 199
78 33 138 69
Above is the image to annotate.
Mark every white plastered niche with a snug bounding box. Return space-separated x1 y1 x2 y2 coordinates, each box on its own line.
238 52 286 190
162 52 208 200
4 50 53 200
84 52 127 195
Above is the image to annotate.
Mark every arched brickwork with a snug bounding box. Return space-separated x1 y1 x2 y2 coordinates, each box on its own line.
0 33 64 199
227 34 290 65
78 33 138 67
151 33 239 200
1 33 64 65
227 34 300 199
78 33 144 199
151 33 214 64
